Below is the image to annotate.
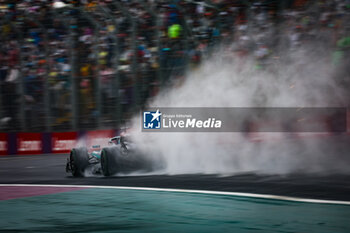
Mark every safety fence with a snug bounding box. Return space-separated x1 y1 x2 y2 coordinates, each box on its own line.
1 2 202 132
1 0 349 134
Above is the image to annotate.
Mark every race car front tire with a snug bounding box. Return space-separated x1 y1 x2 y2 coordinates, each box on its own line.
70 147 89 177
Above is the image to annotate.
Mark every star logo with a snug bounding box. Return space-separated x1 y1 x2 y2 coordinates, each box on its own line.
143 109 162 129
151 109 162 122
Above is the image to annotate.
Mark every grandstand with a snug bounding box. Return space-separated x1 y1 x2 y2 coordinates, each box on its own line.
0 0 349 132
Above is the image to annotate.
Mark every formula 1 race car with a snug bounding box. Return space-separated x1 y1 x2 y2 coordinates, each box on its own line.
66 136 159 177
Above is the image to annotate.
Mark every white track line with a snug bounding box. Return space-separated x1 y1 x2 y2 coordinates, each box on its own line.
0 184 349 205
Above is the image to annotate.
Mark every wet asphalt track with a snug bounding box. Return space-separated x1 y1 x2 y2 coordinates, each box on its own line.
1 153 350 201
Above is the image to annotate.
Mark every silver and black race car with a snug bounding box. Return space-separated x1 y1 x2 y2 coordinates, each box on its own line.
66 136 159 177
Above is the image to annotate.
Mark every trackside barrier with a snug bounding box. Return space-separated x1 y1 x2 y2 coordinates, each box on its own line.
348 110 350 133
51 132 78 154
247 110 350 142
0 110 349 155
16 133 43 155
0 129 119 155
0 133 7 156
85 130 116 149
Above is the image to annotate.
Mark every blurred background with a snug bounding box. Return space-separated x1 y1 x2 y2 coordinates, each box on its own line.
0 0 349 132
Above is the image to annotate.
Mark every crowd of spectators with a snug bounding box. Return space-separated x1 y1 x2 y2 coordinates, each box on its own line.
47 17 72 129
0 3 20 130
0 0 349 131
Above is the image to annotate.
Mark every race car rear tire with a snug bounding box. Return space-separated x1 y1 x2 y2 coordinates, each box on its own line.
101 146 161 176
70 147 89 177
101 147 119 176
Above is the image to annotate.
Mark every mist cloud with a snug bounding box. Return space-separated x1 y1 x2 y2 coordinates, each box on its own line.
129 45 349 175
